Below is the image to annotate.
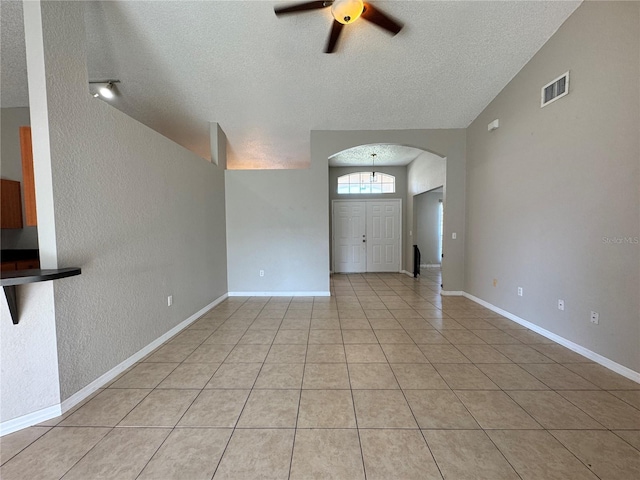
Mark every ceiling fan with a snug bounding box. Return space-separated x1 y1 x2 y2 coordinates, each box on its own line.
274 0 404 53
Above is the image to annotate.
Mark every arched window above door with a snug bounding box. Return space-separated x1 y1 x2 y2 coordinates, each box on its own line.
337 172 395 194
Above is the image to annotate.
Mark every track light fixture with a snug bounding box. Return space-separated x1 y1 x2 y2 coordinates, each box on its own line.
89 80 120 100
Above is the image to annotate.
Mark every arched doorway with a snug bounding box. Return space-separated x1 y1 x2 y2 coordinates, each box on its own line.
327 143 446 277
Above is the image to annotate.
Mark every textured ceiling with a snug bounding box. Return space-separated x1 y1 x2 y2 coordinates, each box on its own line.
1 0 581 169
329 143 423 167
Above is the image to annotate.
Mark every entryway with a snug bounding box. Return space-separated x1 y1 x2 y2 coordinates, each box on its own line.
332 199 402 273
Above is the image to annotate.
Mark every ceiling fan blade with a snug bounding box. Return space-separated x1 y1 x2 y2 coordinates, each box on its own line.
361 2 403 35
324 20 344 54
274 1 330 16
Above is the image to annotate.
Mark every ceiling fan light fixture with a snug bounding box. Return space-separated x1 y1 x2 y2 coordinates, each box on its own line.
331 0 364 24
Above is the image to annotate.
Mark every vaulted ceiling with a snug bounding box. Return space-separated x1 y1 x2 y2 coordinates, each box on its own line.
1 0 581 168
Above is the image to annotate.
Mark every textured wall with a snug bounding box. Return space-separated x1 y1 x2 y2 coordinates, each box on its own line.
415 191 443 265
313 130 466 291
465 2 640 371
30 1 228 400
0 282 60 423
225 159 329 294
0 107 39 249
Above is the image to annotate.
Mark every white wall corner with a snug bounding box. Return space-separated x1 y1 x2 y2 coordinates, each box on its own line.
23 0 58 269
0 404 62 437
0 293 228 436
209 122 227 169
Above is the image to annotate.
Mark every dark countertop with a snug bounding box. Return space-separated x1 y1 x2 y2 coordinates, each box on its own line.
1 268 81 286
2 267 81 324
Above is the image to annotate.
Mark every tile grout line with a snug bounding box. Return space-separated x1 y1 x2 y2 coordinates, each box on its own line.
287 298 314 480
400 272 527 479
55 426 115 480
340 299 368 480
133 296 250 480
360 273 448 480
207 296 276 480
416 272 610 479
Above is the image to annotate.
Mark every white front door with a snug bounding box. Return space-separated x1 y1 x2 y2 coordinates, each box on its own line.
333 199 401 273
333 201 366 273
366 200 401 272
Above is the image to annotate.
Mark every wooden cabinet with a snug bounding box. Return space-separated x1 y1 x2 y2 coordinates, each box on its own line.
16 259 40 270
1 262 17 272
1 127 36 229
1 179 23 229
1 259 40 272
20 126 37 226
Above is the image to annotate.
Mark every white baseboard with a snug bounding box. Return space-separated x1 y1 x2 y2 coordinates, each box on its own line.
463 292 640 384
60 293 228 414
0 404 62 437
400 270 415 278
0 293 228 437
440 290 464 296
228 291 330 297
424 264 441 268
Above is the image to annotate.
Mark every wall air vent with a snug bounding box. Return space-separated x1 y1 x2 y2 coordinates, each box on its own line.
541 71 569 107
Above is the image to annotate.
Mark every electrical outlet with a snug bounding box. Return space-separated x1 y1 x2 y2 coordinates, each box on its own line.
517 287 523 297
590 311 599 324
167 295 173 307
259 269 265 277
558 299 564 311
452 232 457 239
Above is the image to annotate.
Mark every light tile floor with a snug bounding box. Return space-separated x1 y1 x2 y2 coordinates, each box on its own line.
2 270 639 479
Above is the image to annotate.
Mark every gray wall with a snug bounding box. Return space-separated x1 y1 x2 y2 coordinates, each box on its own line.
465 1 640 371
329 166 407 270
415 190 443 265
225 160 330 294
0 107 38 249
25 1 228 402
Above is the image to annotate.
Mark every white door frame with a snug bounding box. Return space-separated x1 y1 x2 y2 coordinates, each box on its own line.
332 199 402 273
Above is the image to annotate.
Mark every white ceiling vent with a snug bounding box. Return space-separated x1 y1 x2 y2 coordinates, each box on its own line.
541 71 569 107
